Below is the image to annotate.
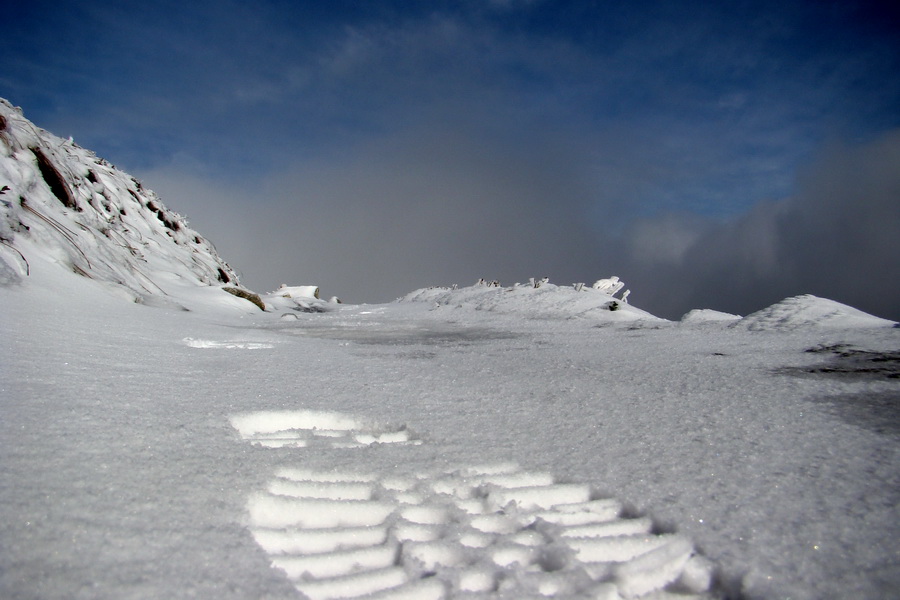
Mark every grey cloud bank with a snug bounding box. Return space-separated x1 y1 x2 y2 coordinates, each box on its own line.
149 127 900 321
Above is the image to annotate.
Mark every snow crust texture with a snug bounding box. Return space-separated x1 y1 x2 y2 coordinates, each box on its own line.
0 98 240 301
234 412 716 599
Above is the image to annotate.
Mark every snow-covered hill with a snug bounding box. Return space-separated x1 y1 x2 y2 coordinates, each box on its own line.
0 99 248 309
400 281 896 331
733 294 897 331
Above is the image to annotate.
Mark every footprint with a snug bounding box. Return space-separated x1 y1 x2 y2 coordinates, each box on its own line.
229 410 421 448
238 461 716 597
230 413 716 598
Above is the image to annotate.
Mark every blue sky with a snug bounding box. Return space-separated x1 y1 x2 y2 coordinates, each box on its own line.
3 0 899 318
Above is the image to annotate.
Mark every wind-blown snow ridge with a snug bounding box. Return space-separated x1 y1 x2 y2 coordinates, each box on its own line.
0 98 240 302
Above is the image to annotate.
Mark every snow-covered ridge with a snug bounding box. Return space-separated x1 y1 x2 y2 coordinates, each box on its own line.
400 281 896 330
400 279 662 324
0 98 240 302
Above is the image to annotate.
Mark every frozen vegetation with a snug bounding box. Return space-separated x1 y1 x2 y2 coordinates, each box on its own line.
1 99 898 599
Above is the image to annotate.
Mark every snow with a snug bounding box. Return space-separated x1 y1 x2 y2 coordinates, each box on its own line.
733 294 898 331
2 99 899 599
4 252 897 599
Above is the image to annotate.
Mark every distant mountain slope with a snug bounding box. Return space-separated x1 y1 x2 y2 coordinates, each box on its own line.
0 98 242 304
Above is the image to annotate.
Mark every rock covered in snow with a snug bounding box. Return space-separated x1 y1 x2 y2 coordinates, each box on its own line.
733 294 897 331
0 98 241 303
275 284 320 300
262 284 339 314
592 276 626 297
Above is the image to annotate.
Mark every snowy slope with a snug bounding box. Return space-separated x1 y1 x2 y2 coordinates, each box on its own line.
0 99 245 308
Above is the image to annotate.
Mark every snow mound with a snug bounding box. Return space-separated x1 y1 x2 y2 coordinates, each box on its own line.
400 280 663 323
680 309 742 324
0 98 242 303
734 294 897 331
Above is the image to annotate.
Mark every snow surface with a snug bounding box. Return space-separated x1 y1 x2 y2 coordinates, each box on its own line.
3 251 898 599
2 99 899 599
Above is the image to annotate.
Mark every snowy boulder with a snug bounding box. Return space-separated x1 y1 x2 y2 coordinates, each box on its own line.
732 294 897 331
277 284 320 300
263 284 334 314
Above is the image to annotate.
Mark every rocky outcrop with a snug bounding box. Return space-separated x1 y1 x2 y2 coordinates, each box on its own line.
0 98 241 300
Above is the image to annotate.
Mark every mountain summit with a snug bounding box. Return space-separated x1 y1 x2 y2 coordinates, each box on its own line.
0 98 243 306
